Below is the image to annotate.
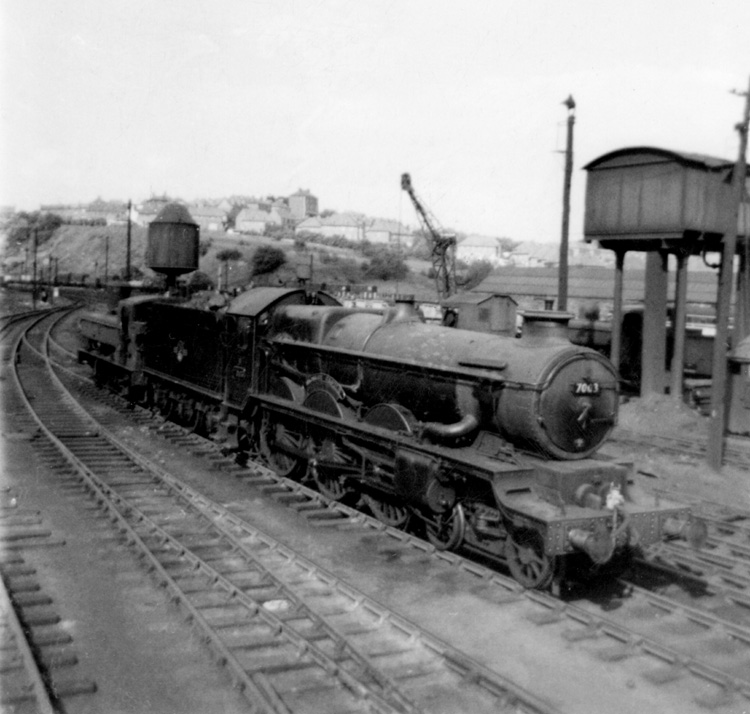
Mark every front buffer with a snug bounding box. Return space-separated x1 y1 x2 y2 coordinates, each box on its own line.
493 458 706 588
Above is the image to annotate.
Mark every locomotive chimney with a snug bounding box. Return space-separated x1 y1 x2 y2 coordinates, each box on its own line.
520 311 574 345
383 297 424 324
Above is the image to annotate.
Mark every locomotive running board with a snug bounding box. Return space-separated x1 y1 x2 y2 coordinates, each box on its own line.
252 393 533 482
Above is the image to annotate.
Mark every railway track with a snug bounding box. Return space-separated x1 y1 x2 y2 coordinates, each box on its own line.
613 428 750 471
635 489 750 615
1 308 99 713
13 311 559 712
38 310 750 712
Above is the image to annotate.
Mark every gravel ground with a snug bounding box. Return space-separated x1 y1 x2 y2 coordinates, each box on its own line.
2 306 747 713
35 389 742 714
611 395 750 512
0 414 250 713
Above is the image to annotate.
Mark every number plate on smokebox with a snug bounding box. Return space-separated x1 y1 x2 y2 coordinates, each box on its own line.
572 381 601 396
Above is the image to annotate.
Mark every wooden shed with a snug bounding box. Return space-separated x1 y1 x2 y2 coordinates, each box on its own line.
441 293 517 336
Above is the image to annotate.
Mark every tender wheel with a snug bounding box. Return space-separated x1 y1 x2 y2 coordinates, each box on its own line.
364 495 411 529
236 404 260 453
504 529 555 590
425 503 466 551
153 387 173 418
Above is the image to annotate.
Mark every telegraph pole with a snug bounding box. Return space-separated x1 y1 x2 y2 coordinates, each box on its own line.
558 95 575 311
32 229 38 309
707 76 750 470
104 235 109 285
125 199 132 283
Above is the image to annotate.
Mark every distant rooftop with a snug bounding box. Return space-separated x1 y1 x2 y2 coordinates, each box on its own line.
476 266 718 304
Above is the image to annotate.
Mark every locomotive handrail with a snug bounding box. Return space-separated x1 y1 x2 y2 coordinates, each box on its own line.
268 337 508 385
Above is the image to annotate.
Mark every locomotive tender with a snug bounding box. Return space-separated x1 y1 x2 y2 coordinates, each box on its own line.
77 204 703 590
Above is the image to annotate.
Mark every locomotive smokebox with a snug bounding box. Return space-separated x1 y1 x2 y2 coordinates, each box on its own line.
146 203 199 288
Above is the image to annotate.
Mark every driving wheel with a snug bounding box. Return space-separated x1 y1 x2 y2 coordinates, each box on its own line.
425 503 466 551
364 495 411 529
259 415 305 479
504 529 555 589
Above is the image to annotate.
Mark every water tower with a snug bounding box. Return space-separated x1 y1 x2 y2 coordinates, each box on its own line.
146 202 199 289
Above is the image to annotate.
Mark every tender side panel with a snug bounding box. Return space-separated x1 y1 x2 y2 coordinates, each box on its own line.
140 303 224 394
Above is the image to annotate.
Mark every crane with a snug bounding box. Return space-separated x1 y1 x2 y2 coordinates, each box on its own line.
401 173 457 301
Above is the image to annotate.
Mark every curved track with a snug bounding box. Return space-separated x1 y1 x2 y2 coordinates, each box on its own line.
12 308 558 713
43 309 750 712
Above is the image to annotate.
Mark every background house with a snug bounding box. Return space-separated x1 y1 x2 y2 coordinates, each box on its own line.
297 212 365 242
288 189 318 220
455 234 507 266
188 204 227 232
235 205 290 234
364 218 411 246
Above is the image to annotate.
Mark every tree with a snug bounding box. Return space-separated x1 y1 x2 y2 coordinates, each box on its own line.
497 237 520 254
216 248 243 263
186 270 215 293
251 245 286 276
363 251 408 281
7 211 63 246
459 260 494 291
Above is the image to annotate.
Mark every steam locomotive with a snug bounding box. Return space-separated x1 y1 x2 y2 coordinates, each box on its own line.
77 204 704 590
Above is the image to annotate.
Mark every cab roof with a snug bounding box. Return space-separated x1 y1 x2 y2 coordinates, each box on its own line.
227 287 340 317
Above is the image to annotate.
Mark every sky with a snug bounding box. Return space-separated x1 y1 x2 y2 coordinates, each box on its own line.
1 0 748 245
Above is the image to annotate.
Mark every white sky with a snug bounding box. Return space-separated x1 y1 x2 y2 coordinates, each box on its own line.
1 0 748 244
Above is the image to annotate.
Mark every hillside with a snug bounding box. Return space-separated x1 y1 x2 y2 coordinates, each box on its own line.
0 225 440 300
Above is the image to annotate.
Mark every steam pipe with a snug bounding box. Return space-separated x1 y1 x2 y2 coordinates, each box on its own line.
421 413 479 442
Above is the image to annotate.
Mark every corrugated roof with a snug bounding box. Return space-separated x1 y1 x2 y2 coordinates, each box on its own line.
443 292 516 307
584 146 734 172
475 266 719 304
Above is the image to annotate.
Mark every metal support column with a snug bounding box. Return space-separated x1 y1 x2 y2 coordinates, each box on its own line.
641 250 669 397
610 249 626 374
670 251 689 400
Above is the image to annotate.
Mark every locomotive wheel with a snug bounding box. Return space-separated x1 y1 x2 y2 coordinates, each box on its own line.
364 495 411 529
258 377 306 478
425 503 466 551
362 403 416 434
153 387 173 419
504 529 555 590
236 403 261 456
259 415 305 479
303 388 355 502
311 445 353 501
310 439 356 502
